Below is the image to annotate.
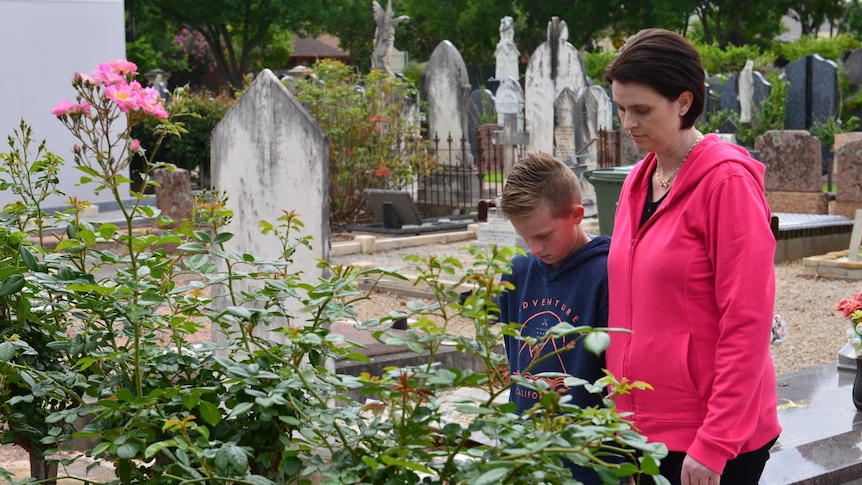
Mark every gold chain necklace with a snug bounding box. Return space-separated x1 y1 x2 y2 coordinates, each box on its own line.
656 133 704 188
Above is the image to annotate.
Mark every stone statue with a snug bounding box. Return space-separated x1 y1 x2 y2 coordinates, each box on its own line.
739 59 755 123
500 16 514 43
372 0 409 76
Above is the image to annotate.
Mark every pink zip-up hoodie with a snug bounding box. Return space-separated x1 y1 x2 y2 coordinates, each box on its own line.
607 133 781 474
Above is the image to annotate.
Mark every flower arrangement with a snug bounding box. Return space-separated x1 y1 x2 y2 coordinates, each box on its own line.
835 291 862 356
772 314 788 346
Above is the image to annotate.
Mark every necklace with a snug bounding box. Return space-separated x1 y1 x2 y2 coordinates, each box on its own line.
656 133 704 188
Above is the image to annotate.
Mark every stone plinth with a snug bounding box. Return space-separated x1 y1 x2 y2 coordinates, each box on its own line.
153 167 193 227
766 191 829 214
803 250 862 279
835 139 862 202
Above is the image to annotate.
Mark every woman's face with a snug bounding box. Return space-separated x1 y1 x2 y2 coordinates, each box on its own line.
611 81 689 154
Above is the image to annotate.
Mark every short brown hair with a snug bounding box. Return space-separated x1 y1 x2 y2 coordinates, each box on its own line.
501 152 582 220
604 28 705 129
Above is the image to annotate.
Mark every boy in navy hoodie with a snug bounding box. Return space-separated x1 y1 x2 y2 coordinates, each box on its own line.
497 152 611 484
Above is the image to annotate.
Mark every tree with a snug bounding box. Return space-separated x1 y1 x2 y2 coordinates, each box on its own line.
693 0 789 48
150 0 329 92
786 0 845 36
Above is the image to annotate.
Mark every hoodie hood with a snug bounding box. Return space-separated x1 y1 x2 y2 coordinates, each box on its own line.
529 234 611 281
627 133 766 203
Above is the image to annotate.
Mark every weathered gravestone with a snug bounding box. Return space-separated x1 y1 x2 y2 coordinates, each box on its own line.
832 138 862 219
525 17 588 155
755 130 827 214
210 69 329 345
152 167 193 228
494 16 520 83
426 40 473 166
554 87 583 165
492 77 528 177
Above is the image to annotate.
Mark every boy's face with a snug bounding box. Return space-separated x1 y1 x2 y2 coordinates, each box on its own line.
510 202 585 269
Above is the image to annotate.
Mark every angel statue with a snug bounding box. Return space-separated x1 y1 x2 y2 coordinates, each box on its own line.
372 0 409 76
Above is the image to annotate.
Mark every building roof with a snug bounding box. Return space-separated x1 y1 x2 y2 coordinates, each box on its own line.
291 36 350 61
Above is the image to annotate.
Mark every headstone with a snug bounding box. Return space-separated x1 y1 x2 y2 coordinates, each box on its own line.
426 40 473 166
846 47 862 85
152 167 193 228
757 130 822 191
553 87 582 164
475 207 527 250
525 17 589 154
832 139 862 219
576 85 613 217
467 88 495 161
784 54 838 130
210 69 329 345
494 16 520 83
495 77 524 131
756 130 826 214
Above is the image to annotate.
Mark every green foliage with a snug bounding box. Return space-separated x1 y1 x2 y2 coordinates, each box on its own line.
810 115 860 150
692 41 775 76
772 33 861 64
583 50 616 87
131 89 235 188
286 59 433 227
0 59 669 485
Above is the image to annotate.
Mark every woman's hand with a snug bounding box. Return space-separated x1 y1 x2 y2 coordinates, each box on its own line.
681 455 720 484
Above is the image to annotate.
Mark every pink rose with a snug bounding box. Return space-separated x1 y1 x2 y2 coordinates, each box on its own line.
105 82 141 113
138 87 168 119
51 100 76 116
106 59 138 75
78 100 91 116
91 63 124 86
130 139 141 153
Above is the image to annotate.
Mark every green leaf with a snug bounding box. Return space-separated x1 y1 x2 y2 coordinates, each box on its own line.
18 245 38 271
177 242 207 252
199 400 221 426
0 342 16 361
0 274 25 296
473 468 509 485
212 232 233 244
182 393 200 410
214 443 248 475
117 442 139 459
230 402 254 417
584 331 611 355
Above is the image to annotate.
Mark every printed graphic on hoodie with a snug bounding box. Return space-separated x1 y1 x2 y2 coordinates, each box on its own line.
513 304 581 401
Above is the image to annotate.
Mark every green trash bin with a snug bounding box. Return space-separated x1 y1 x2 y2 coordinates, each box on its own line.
584 165 634 236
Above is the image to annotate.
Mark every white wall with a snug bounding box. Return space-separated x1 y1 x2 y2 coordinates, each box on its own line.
0 0 126 208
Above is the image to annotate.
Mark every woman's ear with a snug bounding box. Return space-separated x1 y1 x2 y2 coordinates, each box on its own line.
677 91 694 117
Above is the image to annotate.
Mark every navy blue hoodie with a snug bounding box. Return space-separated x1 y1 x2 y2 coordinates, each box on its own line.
498 235 611 484
498 234 610 413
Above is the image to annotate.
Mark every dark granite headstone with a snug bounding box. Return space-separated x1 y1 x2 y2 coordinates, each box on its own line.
784 54 838 130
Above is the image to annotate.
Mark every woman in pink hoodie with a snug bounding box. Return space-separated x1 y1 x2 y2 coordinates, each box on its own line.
603 29 780 485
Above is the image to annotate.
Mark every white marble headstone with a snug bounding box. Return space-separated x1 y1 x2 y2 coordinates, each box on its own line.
426 40 473 166
525 17 589 155
210 69 329 345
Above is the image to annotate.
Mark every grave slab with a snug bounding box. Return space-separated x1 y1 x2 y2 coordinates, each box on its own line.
762 362 862 484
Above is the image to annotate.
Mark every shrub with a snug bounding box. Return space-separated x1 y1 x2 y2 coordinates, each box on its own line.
286 59 433 227
130 89 234 189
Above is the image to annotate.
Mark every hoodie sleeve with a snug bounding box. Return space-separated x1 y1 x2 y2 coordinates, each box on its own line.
686 162 776 473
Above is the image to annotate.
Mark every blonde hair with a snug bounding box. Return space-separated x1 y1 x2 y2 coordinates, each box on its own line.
501 152 582 219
